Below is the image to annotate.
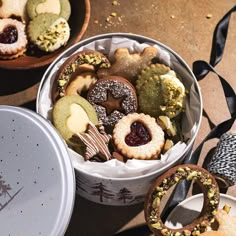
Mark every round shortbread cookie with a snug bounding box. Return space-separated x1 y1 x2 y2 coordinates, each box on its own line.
27 13 70 52
27 0 71 21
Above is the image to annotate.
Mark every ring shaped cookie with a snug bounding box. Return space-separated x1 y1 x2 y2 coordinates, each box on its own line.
87 76 138 127
52 49 110 102
144 164 220 236
112 113 164 159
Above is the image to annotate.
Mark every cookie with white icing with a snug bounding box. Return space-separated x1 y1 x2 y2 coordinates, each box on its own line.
0 18 27 59
27 13 70 52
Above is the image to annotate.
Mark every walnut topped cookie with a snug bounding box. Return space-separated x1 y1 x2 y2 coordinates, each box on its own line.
136 63 186 119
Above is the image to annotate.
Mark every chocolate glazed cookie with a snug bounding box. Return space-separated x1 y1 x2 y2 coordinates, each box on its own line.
144 164 220 236
87 76 138 127
51 49 111 103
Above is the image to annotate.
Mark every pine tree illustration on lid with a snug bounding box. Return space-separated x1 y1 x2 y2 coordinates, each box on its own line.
0 175 23 212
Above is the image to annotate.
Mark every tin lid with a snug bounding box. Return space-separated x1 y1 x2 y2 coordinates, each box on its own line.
0 106 75 236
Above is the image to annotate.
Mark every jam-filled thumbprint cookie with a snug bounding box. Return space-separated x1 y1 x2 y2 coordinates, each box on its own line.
112 113 165 160
0 18 27 59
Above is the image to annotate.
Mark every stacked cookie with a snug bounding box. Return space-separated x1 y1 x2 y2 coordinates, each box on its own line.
0 0 71 59
51 47 187 162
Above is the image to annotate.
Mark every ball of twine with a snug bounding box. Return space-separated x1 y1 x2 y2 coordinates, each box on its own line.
207 132 236 187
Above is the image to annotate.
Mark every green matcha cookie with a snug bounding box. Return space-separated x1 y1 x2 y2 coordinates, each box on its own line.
138 73 186 119
138 75 163 118
52 95 98 150
136 63 170 91
27 0 71 20
27 13 70 52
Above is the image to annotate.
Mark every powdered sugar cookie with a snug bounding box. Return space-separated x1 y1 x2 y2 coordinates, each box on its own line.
0 0 28 22
27 13 70 52
113 113 165 160
0 18 27 59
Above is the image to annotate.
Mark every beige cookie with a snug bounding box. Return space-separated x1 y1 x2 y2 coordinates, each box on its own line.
97 46 158 84
65 72 98 96
0 0 28 22
0 19 28 59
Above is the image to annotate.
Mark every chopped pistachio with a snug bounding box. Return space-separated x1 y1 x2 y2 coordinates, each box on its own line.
207 189 215 199
152 221 162 230
187 170 198 180
152 197 161 208
223 204 231 214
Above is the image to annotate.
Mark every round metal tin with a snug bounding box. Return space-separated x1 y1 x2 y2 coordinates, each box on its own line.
0 105 75 236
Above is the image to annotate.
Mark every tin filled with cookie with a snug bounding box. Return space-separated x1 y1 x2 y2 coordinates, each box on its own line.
36 33 202 205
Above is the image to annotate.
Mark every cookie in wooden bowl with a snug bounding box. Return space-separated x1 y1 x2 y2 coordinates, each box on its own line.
0 0 91 70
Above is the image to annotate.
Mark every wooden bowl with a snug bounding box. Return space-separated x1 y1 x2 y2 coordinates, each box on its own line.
0 0 91 70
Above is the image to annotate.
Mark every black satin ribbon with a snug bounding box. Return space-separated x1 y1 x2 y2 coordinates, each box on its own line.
114 6 236 236
161 5 236 221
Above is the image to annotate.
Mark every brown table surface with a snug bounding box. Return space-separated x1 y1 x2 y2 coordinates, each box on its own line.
1 1 236 235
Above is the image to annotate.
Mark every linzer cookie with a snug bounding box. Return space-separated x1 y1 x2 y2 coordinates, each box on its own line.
112 113 165 160
52 50 110 102
136 63 171 91
87 76 138 127
97 46 158 83
0 18 28 59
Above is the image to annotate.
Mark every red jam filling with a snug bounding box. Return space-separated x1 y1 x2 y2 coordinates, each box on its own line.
125 122 151 146
0 25 18 44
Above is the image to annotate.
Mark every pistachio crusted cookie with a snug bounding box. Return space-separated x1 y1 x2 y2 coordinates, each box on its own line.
52 49 111 102
145 164 220 236
27 0 71 21
113 113 165 160
137 63 186 119
27 13 70 52
136 63 171 91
